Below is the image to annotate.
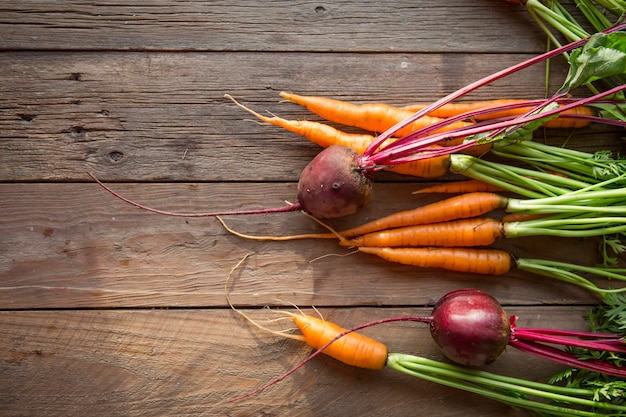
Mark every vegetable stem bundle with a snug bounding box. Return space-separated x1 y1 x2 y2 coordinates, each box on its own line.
227 278 626 415
386 353 624 417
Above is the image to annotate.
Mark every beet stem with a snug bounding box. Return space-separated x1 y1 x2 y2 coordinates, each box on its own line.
511 328 626 353
508 339 626 377
368 84 626 167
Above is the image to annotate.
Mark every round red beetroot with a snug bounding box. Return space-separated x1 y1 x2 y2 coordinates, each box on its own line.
297 145 373 219
429 289 510 367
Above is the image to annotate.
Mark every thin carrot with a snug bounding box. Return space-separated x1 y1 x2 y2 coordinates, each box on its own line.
401 99 594 129
413 180 505 194
339 192 508 237
357 246 513 275
343 217 504 248
227 94 380 152
217 192 509 241
280 91 475 138
226 94 451 178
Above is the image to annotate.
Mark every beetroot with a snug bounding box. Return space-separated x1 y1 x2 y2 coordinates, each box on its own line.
297 145 373 219
403 289 626 376
428 289 510 367
90 145 374 220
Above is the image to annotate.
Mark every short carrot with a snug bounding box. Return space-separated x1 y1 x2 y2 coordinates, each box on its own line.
286 312 388 370
280 91 475 139
225 254 388 371
357 246 513 275
412 180 505 194
401 99 594 129
343 217 504 248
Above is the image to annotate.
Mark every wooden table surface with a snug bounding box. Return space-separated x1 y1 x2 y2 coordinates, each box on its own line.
1 2 623 416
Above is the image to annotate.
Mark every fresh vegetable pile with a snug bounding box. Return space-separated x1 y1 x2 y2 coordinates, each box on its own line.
91 2 626 416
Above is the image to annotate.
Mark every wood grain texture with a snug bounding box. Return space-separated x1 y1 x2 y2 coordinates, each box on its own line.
1 1 623 416
1 51 621 182
0 182 602 309
0 307 592 417
0 0 543 53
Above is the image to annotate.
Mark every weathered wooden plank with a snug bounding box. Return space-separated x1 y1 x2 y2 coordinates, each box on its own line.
0 0 542 53
0 182 603 309
2 51 621 182
0 306 595 417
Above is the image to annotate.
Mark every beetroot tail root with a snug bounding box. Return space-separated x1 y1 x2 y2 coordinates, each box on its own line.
87 144 374 219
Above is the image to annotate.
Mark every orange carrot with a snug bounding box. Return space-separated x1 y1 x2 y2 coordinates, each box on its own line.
225 254 387 370
280 91 474 138
358 246 513 275
401 99 594 129
287 312 388 370
217 192 509 241
343 217 504 248
413 180 505 194
339 192 508 237
226 94 451 178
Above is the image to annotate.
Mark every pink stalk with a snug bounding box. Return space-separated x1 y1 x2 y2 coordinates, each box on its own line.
508 315 626 377
508 339 626 376
391 96 626 147
510 318 626 353
362 22 626 160
366 84 626 167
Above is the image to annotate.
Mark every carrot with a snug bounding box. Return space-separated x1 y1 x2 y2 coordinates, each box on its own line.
280 91 475 139
401 99 594 129
286 312 388 370
217 192 509 241
226 94 380 152
347 208 626 247
343 217 504 248
340 192 508 237
225 254 388 371
357 246 513 275
413 180 505 194
226 94 452 178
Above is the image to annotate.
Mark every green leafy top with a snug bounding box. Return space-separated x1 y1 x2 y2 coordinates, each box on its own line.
560 31 626 92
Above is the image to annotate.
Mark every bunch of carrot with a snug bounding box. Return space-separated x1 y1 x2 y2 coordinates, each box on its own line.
225 257 626 416
219 26 626 296
219 182 626 299
218 17 626 417
225 92 600 179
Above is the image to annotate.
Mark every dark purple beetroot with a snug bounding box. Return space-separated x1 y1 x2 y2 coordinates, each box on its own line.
296 145 373 219
429 289 510 367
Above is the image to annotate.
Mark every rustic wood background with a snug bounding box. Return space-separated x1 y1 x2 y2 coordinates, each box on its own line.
1 1 623 416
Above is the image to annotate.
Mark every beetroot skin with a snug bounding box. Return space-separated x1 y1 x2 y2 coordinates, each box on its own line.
429 289 510 367
297 145 373 219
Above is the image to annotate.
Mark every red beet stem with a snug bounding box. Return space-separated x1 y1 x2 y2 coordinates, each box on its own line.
366 84 626 167
508 339 626 377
